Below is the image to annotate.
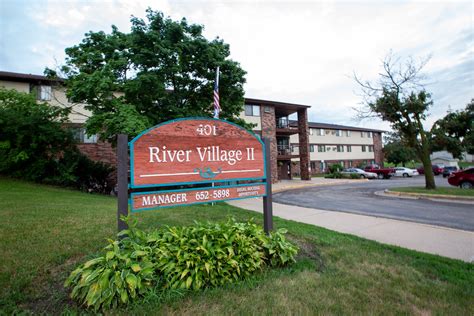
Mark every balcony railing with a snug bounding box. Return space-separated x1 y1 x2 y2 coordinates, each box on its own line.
276 117 290 129
277 144 298 156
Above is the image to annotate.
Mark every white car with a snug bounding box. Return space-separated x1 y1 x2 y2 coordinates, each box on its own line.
341 168 377 179
393 167 419 177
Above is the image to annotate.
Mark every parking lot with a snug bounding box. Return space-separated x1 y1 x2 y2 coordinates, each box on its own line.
273 176 474 231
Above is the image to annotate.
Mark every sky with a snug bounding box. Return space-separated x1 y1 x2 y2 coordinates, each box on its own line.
0 0 472 132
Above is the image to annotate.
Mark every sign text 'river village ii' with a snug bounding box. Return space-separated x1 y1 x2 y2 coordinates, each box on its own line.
117 118 274 232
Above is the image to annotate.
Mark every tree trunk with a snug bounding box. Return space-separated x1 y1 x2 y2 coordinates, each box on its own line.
419 129 436 189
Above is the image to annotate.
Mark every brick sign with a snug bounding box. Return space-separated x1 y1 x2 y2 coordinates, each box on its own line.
131 184 266 212
130 118 265 188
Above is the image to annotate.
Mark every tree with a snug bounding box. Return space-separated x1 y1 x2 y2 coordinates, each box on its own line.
60 9 248 142
383 132 417 166
431 100 474 159
354 52 436 189
0 88 113 193
0 87 73 180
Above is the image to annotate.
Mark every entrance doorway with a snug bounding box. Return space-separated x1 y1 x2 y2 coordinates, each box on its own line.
278 160 292 180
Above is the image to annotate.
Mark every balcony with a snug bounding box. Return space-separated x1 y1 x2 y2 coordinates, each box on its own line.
276 117 298 135
277 144 299 159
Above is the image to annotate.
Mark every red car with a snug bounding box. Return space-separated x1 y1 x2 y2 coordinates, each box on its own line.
417 164 444 175
447 168 474 189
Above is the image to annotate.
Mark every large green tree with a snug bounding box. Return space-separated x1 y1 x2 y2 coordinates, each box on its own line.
383 132 417 166
431 100 474 159
0 88 113 192
355 53 436 189
60 9 247 141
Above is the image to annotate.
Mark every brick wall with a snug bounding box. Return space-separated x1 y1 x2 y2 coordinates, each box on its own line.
77 141 117 185
297 109 311 180
261 106 278 183
77 141 117 166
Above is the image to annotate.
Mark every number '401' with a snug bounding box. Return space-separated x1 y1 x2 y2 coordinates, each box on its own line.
196 124 217 136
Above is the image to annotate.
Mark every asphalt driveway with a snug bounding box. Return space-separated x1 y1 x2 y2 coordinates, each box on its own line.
273 176 474 232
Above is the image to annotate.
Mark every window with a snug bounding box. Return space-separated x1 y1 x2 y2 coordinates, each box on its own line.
361 131 365 137
317 129 325 136
348 161 353 167
368 132 373 138
244 104 260 116
318 145 326 152
31 84 52 101
72 127 98 144
309 128 314 135
309 145 315 152
346 130 351 137
362 145 367 152
347 145 352 152
337 145 344 152
336 130 343 137
368 145 374 152
39 85 52 101
310 161 316 171
340 161 345 167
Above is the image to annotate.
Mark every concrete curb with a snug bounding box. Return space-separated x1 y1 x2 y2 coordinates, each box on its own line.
272 179 368 194
381 190 474 204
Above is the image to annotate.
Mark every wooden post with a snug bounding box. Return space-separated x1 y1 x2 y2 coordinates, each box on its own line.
263 138 273 234
117 134 129 233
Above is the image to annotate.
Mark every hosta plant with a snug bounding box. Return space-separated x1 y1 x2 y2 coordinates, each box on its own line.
64 234 156 310
65 217 298 310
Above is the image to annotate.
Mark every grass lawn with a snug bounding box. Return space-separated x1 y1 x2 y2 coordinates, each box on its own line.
1 177 473 314
391 186 474 197
459 161 474 169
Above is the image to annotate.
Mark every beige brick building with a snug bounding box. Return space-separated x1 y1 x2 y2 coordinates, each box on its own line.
289 122 384 174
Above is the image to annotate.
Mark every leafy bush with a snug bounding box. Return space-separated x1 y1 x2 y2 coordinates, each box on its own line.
0 88 114 193
43 150 114 194
0 88 73 178
325 172 342 179
328 164 343 173
65 218 298 310
64 238 156 309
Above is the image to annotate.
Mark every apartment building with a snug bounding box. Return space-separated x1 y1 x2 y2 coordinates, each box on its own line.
289 121 384 174
1 71 313 182
240 99 311 181
0 71 117 167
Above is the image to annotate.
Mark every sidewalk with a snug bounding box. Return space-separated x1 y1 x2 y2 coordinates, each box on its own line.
228 181 474 262
271 177 368 192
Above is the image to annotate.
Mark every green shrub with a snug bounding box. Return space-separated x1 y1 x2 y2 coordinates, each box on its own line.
64 239 156 310
328 164 343 173
65 218 298 310
324 172 342 179
0 88 114 193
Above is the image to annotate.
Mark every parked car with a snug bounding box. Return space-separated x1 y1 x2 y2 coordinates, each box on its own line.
442 166 458 178
341 168 377 179
393 167 419 177
364 164 395 179
447 168 474 189
417 164 444 175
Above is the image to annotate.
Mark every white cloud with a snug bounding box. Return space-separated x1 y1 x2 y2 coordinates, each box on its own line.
2 0 472 131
